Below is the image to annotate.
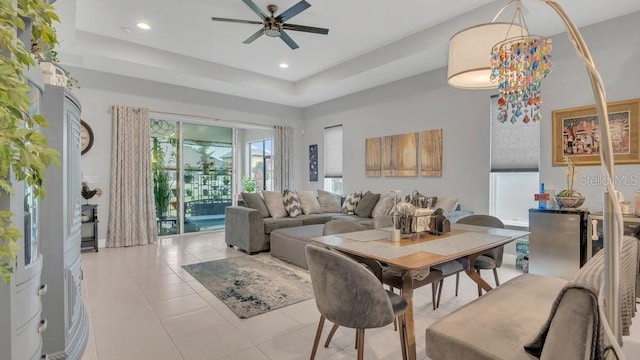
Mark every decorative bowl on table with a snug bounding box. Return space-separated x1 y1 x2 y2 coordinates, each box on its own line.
555 195 585 208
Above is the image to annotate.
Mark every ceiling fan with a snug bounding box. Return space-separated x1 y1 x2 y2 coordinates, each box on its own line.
211 0 329 50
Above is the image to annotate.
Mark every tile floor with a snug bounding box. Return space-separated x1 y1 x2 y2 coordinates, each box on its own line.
79 231 640 360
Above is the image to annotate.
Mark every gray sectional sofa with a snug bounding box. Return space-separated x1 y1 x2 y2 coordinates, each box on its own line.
224 206 374 254
224 189 471 256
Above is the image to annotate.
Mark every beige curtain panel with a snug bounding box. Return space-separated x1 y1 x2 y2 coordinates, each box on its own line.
273 125 295 192
107 105 158 247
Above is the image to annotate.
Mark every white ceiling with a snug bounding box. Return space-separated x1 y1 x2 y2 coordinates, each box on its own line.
54 0 640 108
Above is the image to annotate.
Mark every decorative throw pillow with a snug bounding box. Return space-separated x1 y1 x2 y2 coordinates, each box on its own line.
296 190 322 215
435 197 459 212
241 192 270 218
262 190 288 219
355 191 381 218
341 191 362 214
317 189 342 213
283 189 303 217
372 194 395 217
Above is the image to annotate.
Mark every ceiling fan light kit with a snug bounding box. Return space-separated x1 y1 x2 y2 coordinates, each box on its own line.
211 0 329 50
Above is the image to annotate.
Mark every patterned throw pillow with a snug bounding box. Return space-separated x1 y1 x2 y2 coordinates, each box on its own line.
317 189 342 213
341 191 362 215
296 190 322 215
262 190 288 218
372 195 395 217
283 189 303 217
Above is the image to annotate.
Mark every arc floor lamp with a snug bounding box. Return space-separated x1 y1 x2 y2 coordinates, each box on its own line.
447 0 625 353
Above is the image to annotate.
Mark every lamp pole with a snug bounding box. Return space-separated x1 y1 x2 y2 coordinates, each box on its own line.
542 0 623 345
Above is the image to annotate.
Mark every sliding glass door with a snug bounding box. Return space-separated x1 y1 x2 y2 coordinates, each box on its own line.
150 119 179 236
151 120 233 235
151 118 272 236
182 124 233 233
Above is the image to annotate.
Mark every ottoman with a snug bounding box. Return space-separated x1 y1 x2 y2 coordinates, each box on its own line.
270 224 325 270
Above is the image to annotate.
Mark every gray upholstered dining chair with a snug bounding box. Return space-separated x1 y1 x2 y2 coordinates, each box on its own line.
305 245 408 360
455 214 505 296
324 219 461 310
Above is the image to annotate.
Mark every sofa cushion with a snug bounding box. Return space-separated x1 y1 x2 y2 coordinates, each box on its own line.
341 191 362 214
283 189 303 217
317 189 342 213
262 190 288 219
241 192 270 218
298 214 335 225
263 217 304 234
355 191 380 218
372 195 394 217
297 190 322 215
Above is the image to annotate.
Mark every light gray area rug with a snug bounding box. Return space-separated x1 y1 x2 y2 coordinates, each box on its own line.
182 255 314 319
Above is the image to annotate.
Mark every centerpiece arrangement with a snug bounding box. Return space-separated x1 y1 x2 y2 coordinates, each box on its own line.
556 158 585 208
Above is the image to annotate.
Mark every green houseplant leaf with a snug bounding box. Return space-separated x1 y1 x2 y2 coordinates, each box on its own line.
0 0 61 284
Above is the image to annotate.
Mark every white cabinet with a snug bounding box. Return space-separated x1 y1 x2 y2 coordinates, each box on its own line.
0 69 47 360
39 84 89 360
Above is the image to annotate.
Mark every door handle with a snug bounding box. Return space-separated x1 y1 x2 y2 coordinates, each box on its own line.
38 283 47 296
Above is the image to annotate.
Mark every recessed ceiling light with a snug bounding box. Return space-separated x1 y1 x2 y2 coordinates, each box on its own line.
279 63 289 68
137 22 151 30
121 27 132 34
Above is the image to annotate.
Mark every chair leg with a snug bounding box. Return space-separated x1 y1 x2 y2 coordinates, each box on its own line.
397 315 408 360
324 323 340 348
356 329 365 360
477 269 483 297
436 279 444 309
310 316 325 360
493 268 500 286
431 282 437 310
455 273 460 296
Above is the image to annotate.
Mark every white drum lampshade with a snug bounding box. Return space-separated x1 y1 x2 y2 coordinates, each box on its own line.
447 22 528 89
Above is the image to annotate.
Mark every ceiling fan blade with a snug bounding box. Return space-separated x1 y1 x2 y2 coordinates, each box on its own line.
282 23 329 35
243 28 265 44
279 30 299 50
242 0 267 20
211 17 263 25
276 0 310 22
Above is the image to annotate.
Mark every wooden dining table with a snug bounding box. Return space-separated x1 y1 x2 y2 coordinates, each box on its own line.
312 223 530 360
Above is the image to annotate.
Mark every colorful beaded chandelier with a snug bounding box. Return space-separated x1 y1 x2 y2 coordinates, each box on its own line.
491 36 553 123
489 1 553 124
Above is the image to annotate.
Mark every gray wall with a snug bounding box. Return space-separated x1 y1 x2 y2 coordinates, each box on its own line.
301 11 640 215
71 69 303 241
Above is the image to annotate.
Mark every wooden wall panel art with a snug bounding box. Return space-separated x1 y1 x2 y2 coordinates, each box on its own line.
365 137 382 176
383 133 418 176
421 129 443 176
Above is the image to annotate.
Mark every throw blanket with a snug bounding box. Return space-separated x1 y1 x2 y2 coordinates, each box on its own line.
524 235 638 359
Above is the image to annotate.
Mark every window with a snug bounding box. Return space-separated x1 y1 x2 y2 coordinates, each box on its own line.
489 96 539 226
249 139 272 190
324 125 343 194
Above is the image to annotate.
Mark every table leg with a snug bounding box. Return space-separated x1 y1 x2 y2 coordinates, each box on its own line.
401 271 416 360
464 254 493 293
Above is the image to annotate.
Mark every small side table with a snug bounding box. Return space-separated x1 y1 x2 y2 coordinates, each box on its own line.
81 204 99 252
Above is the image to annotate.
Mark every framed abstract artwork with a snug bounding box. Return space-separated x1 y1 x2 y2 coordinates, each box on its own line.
365 137 382 176
309 144 318 181
552 98 640 166
383 133 418 176
420 129 443 176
